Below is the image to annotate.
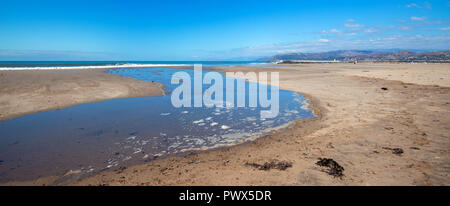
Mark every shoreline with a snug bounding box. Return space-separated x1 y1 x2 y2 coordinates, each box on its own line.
0 65 318 185
0 64 188 71
0 68 168 122
1 63 449 185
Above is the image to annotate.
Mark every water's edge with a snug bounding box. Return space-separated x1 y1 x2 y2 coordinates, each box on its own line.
0 66 317 184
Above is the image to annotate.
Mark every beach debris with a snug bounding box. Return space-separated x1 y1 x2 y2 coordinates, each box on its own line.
382 147 404 155
245 160 293 171
221 125 231 130
210 122 219 126
381 87 388 91
181 111 189 114
160 113 171 116
316 158 344 178
410 147 420 150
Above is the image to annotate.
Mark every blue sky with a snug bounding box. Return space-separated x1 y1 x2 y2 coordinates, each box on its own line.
0 0 449 60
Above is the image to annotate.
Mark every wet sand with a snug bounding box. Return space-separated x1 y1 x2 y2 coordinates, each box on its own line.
2 63 450 185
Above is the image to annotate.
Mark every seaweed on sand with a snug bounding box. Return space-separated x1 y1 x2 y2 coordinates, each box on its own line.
382 147 404 155
316 158 344 178
245 160 293 171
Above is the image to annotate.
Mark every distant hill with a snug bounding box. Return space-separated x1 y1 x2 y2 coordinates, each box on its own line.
259 50 450 62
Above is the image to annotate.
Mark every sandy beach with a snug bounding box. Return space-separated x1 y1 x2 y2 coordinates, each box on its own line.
1 63 449 186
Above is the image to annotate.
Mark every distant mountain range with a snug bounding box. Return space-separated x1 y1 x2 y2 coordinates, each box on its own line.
259 50 450 62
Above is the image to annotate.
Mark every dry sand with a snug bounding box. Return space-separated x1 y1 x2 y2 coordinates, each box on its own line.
1 63 449 185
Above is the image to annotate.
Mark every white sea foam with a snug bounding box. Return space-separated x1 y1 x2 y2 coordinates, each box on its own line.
221 125 231 130
0 63 188 71
245 117 257 121
193 119 204 124
127 136 136 140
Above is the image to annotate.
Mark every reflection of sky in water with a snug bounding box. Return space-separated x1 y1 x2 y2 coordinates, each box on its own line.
0 67 314 183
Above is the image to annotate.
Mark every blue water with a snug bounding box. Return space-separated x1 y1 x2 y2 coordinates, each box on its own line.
0 61 281 68
0 67 314 183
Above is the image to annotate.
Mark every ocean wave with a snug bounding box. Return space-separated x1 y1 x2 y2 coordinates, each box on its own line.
0 63 188 71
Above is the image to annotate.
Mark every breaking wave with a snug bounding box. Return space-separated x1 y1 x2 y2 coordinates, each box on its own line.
0 63 187 71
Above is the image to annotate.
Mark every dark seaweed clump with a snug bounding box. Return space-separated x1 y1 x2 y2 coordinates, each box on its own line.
382 147 404 155
316 158 344 177
245 160 293 171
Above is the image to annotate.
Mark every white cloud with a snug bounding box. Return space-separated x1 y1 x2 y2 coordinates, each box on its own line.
426 20 443 25
398 26 412 31
197 14 447 60
406 3 421 8
330 29 340 33
406 2 432 9
344 23 363 28
321 28 341 34
411 16 427 21
321 28 359 37
363 28 378 33
205 34 450 59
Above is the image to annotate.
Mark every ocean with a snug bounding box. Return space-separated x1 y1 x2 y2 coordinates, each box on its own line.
0 61 278 70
